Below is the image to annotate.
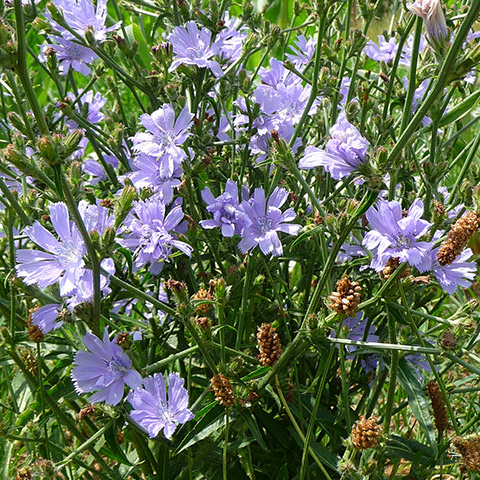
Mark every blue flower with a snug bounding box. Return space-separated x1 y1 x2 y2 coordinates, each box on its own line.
128 372 194 439
168 21 224 77
71 328 142 406
31 304 63 334
120 199 193 275
363 199 433 272
238 187 301 257
299 113 369 180
364 35 398 63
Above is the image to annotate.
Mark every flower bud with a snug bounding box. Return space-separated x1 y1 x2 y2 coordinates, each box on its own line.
114 186 136 229
37 136 59 165
407 0 448 45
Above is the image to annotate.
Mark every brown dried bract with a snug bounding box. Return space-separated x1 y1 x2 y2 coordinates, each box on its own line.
211 374 235 407
379 257 410 280
191 287 214 314
427 381 448 433
351 415 382 450
437 211 480 265
329 276 362 316
257 323 283 366
453 435 480 471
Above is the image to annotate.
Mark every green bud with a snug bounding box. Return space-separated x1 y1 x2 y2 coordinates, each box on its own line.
70 160 83 183
37 136 60 165
84 26 96 46
114 186 137 229
46 2 66 26
268 25 281 49
102 226 116 251
64 129 83 158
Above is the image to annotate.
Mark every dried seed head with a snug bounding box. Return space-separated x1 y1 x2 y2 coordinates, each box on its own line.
329 276 362 316
18 347 38 377
15 467 32 480
211 374 235 407
427 381 448 433
191 287 214 314
77 405 96 420
453 435 480 471
441 330 456 350
194 316 210 329
437 211 480 266
379 257 410 280
434 201 445 218
27 306 44 343
257 323 283 366
351 415 382 450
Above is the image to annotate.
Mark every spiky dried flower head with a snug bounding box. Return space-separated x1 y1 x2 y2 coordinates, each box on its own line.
27 306 44 343
211 374 235 407
257 323 283 366
427 381 448 433
18 347 38 377
77 405 96 420
329 276 362 316
15 467 32 480
379 257 410 280
194 316 210 329
191 287 214 314
351 415 382 450
437 211 480 266
453 435 480 471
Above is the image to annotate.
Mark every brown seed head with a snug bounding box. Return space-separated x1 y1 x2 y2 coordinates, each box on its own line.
257 323 283 366
427 381 448 433
329 276 362 316
27 306 44 343
18 347 38 377
453 435 480 471
77 405 96 420
437 211 480 265
191 287 214 314
351 415 382 450
194 316 210 329
15 467 32 480
379 257 410 280
441 330 456 350
211 374 235 407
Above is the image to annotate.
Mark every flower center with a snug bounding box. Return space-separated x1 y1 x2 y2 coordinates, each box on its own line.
256 215 272 234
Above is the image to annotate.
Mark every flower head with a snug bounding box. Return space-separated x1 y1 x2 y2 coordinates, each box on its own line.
168 21 224 77
364 35 398 63
16 202 87 295
40 37 98 76
120 199 193 274
199 180 247 237
31 304 63 334
132 104 192 177
299 113 369 180
51 0 121 42
71 328 142 405
432 247 477 294
128 372 194 439
363 199 433 272
238 187 301 256
286 34 316 67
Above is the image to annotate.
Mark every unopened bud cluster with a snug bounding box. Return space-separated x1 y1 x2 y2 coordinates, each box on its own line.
256 323 283 366
437 211 480 265
351 415 382 450
329 276 362 316
211 374 235 407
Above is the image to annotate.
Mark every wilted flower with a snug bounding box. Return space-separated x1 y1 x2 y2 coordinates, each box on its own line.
168 21 224 77
120 199 193 274
299 113 369 180
363 199 433 272
238 187 301 256
364 35 398 63
407 0 448 44
71 328 142 405
128 372 194 439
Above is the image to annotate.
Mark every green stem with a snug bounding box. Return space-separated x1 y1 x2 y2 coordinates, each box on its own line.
223 412 229 480
13 0 50 135
0 178 32 225
275 375 332 480
383 310 398 435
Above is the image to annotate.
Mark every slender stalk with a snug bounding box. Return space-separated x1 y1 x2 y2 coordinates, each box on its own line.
383 310 398 435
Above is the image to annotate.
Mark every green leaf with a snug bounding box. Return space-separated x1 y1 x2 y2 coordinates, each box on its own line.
174 404 225 454
438 90 480 128
125 24 152 68
276 464 289 480
102 424 132 466
397 359 437 454
239 411 269 451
